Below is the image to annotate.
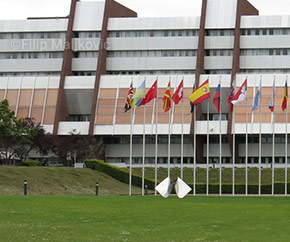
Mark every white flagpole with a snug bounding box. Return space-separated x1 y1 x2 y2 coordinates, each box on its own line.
258 76 262 196
129 78 134 196
285 75 288 195
129 106 133 196
219 76 222 196
154 77 158 196
245 77 249 196
168 77 171 178
193 104 197 196
206 99 210 196
272 76 276 195
181 79 184 180
142 78 146 196
232 103 235 196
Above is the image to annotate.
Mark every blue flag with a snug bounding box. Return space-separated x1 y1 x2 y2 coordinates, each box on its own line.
252 86 261 111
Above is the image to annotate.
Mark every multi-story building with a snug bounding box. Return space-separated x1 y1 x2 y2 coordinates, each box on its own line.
1 0 290 167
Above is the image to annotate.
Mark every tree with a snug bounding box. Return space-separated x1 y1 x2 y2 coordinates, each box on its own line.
0 100 47 164
49 134 105 166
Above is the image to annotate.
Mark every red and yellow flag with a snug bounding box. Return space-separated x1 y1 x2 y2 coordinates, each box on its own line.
282 80 288 111
188 80 210 105
163 82 171 112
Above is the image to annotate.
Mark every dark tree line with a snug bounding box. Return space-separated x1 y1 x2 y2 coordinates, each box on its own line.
0 100 104 166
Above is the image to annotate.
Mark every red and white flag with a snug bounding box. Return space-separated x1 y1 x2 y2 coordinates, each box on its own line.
231 79 247 105
172 80 183 105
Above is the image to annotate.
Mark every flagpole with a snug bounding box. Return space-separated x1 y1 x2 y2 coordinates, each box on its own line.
233 102 235 196
245 77 248 196
193 95 197 196
129 78 134 196
142 78 146 196
168 77 171 178
181 79 184 180
272 76 276 195
155 77 158 196
206 99 210 196
285 75 288 196
219 76 222 196
258 76 262 196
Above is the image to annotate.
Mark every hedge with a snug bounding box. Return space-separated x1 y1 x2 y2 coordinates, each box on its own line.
20 160 42 167
85 160 290 194
85 159 156 190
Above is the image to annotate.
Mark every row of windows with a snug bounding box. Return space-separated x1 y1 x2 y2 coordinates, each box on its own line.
241 49 290 56
205 50 233 57
240 69 290 74
72 72 96 76
74 51 99 58
205 70 232 74
0 72 60 77
206 30 235 37
107 70 195 75
108 30 199 38
74 32 101 38
0 32 66 40
103 135 192 145
67 115 90 122
241 28 290 36
107 50 197 58
0 52 63 60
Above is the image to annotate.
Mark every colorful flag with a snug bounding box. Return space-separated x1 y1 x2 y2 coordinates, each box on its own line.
124 82 134 112
188 80 210 105
130 80 145 108
281 80 288 111
140 80 157 106
172 80 183 105
163 82 171 112
228 84 235 112
269 81 275 112
231 79 247 105
252 84 261 111
213 84 221 113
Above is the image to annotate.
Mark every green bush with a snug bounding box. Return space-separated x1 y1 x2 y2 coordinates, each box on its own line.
21 160 42 167
85 159 155 189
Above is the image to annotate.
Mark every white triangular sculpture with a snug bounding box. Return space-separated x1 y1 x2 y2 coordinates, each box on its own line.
175 177 192 199
155 177 172 198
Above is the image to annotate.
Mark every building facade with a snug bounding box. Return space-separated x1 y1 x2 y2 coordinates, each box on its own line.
1 0 290 167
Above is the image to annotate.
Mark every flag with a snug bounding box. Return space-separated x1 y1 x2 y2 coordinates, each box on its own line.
213 84 221 113
163 82 171 112
231 79 247 105
188 80 210 105
281 80 288 111
228 84 235 112
140 80 157 106
124 82 134 112
130 80 145 108
172 80 183 105
252 84 261 111
269 81 275 112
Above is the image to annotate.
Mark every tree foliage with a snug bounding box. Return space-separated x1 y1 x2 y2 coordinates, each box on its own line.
0 100 105 166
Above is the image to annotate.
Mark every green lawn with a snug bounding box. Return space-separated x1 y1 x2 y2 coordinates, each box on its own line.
1 196 290 242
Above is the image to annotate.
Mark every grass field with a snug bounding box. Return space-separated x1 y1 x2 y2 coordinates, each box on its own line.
1 196 290 242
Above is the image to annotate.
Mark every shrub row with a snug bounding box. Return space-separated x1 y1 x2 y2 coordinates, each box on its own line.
20 160 42 167
85 160 290 194
85 159 156 190
194 183 289 195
